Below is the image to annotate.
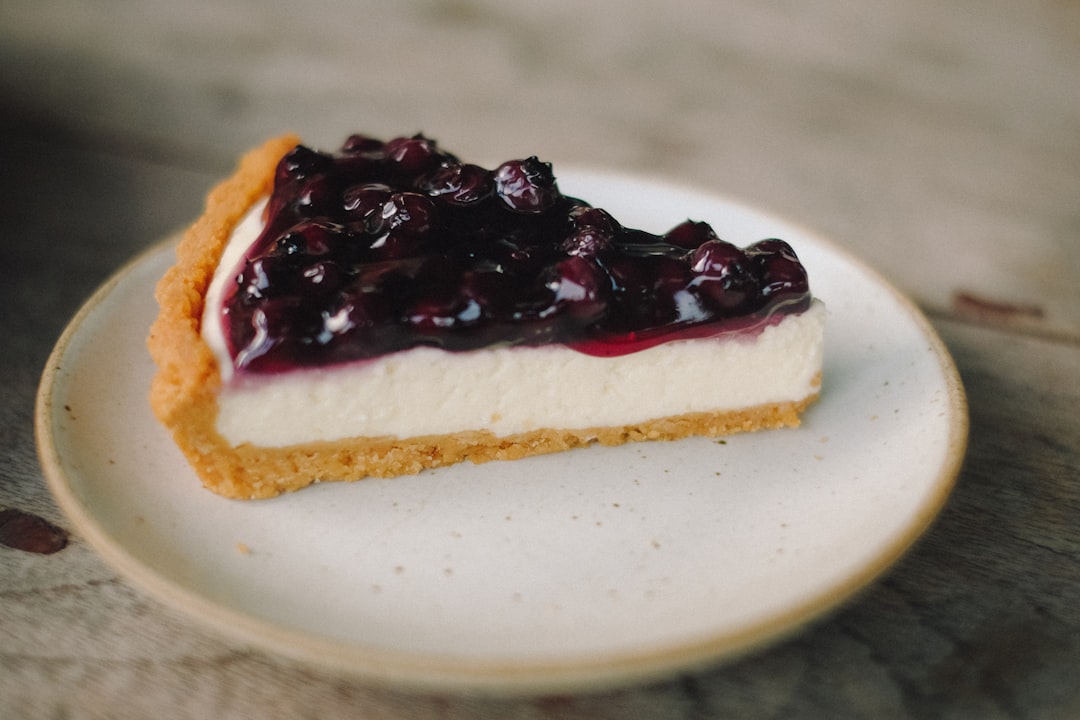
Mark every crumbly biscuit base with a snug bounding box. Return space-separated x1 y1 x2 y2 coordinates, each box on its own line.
193 397 819 499
148 134 300 496
149 134 820 500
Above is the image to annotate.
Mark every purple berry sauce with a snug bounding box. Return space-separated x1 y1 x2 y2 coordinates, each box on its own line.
221 133 813 374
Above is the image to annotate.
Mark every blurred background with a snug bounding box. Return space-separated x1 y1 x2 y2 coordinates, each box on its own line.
3 0 1078 339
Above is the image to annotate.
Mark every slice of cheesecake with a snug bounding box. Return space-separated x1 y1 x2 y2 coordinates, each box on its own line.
149 133 824 499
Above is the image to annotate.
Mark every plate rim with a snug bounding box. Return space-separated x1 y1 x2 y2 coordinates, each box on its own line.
35 172 969 694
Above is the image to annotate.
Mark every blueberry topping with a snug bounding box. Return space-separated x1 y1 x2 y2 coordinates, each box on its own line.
569 205 622 234
383 134 444 175
689 239 758 312
220 134 813 372
341 133 384 155
561 227 614 258
493 157 560 213
420 163 493 206
236 256 294 302
664 219 719 250
547 255 609 321
379 192 437 237
274 220 341 258
275 145 333 188
343 183 394 233
298 261 344 298
747 239 809 299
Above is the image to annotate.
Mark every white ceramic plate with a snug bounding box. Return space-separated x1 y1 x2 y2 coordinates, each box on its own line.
36 170 967 694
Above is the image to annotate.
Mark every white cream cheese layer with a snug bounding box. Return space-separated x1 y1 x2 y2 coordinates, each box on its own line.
203 202 826 448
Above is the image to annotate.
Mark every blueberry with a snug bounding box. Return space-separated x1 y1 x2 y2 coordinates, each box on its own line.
546 255 608 321
378 192 437 237
340 133 384 156
383 134 443 175
665 220 719 250
494 157 561 213
420 163 494 205
294 175 343 219
747 238 799 261
649 255 697 323
275 145 333 190
749 240 809 299
236 255 295 302
569 205 622 234
343 183 394 233
561 227 614 258
274 221 342 258
688 240 758 312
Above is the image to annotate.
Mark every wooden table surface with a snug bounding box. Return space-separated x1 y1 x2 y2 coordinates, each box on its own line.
2 2 1078 717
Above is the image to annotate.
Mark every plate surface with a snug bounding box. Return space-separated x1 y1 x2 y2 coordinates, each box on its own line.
36 170 967 694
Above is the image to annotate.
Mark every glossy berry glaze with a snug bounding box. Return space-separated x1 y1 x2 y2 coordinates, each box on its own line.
221 134 813 374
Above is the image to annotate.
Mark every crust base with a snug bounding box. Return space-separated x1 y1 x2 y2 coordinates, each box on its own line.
190 397 817 499
149 135 820 500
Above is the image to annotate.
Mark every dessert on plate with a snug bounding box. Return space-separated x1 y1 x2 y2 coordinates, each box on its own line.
149 132 825 498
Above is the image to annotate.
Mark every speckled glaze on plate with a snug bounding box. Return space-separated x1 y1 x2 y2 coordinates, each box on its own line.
36 170 967 695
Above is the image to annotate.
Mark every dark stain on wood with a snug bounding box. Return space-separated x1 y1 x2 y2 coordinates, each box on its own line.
952 291 1045 321
0 508 69 554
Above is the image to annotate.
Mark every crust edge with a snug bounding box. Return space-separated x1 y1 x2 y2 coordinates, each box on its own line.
147 134 300 485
